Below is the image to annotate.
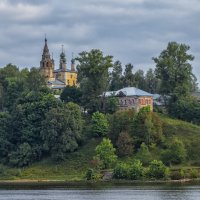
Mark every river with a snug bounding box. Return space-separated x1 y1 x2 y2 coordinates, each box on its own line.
0 184 200 200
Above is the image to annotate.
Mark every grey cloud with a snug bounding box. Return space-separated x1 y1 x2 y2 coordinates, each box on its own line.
0 0 199 84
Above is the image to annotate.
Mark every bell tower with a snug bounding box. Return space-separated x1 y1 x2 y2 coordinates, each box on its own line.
40 37 55 81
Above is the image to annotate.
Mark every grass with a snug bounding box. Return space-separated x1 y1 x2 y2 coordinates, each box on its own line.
1 138 101 181
1 114 200 181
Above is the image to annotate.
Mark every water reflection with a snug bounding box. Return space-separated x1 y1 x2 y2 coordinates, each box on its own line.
0 185 200 200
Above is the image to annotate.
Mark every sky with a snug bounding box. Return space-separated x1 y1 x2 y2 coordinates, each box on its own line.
0 0 199 84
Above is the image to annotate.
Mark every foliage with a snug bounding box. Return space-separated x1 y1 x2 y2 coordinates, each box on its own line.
85 168 101 180
147 160 169 179
103 96 119 114
109 110 136 144
91 112 109 137
190 169 198 179
95 138 117 169
60 86 82 105
41 103 83 161
109 60 123 91
129 159 144 180
113 163 130 179
136 143 152 166
123 63 135 87
131 109 163 148
76 49 113 113
161 137 186 165
168 96 200 125
116 132 134 157
145 68 160 94
170 169 185 180
9 143 34 167
153 42 196 96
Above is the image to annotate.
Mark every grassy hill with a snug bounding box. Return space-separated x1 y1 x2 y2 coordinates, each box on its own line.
1 115 200 181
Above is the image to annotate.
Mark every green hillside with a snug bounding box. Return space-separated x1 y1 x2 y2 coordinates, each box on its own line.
1 115 200 181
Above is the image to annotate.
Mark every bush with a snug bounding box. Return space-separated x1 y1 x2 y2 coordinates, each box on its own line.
129 159 144 180
113 163 130 179
161 137 186 165
170 169 185 180
147 160 169 179
136 143 152 166
91 112 109 137
95 138 117 169
85 168 101 180
190 169 198 179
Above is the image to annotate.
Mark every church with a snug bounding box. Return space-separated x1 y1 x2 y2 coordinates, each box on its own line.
39 37 77 90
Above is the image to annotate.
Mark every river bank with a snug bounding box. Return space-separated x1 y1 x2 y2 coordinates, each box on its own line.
0 178 200 189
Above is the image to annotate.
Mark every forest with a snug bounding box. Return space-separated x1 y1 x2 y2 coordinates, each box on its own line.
0 42 200 180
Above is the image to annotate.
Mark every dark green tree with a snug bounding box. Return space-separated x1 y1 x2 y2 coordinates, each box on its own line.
76 49 113 113
153 42 196 97
116 131 134 157
109 60 123 91
60 86 82 104
134 69 146 90
123 63 134 87
145 68 160 93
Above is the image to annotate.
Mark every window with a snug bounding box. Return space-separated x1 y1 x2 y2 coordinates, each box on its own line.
124 99 127 105
73 80 75 85
67 80 70 85
71 75 73 78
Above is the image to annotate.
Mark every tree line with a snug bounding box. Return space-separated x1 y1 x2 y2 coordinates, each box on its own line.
0 41 199 168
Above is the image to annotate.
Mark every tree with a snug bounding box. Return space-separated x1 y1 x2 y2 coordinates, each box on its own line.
147 160 169 179
134 69 146 90
136 143 152 166
153 42 196 97
76 49 113 113
116 132 134 157
41 103 83 161
109 60 123 91
129 159 144 180
123 63 134 87
95 138 117 169
91 112 109 137
145 68 160 94
60 86 82 104
161 137 186 165
109 110 136 144
131 108 163 148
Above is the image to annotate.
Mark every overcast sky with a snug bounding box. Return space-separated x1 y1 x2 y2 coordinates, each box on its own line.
0 0 199 84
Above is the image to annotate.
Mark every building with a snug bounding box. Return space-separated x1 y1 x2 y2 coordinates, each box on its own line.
103 87 153 112
39 37 77 90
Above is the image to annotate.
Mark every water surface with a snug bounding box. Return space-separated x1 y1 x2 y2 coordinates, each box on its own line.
0 185 200 200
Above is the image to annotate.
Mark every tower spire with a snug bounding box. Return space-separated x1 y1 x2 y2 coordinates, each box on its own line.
59 44 66 70
40 36 54 80
71 52 75 71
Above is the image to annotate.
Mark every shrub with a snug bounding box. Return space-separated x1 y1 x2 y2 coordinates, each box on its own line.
91 112 109 137
161 137 186 165
147 160 169 179
95 138 117 169
170 169 185 180
129 159 144 180
136 143 152 166
190 169 198 179
113 163 130 179
85 168 101 180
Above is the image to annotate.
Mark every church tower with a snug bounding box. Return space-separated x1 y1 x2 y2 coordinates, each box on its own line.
59 45 67 71
40 37 55 81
